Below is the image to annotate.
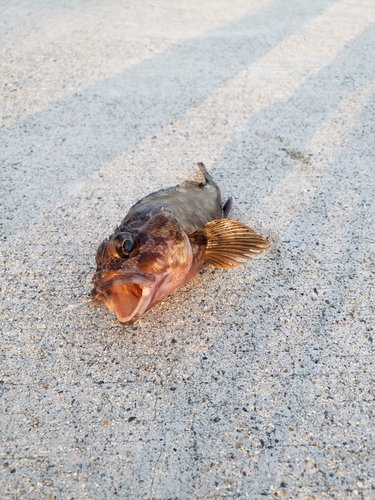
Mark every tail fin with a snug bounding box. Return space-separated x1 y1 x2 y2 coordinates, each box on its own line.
196 162 215 187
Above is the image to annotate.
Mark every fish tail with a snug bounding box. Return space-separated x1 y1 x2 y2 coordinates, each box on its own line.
196 162 215 187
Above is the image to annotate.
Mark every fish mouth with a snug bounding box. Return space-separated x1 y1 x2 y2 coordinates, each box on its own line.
91 272 156 325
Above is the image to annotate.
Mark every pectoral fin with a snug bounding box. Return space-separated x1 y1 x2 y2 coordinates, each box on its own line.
190 218 270 269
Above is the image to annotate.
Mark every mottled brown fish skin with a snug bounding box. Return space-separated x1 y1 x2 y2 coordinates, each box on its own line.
91 163 270 325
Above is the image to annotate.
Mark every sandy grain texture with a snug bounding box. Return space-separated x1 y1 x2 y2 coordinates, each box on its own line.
1 0 375 498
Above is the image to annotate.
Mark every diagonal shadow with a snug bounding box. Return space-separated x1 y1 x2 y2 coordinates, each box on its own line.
209 23 375 378
252 91 375 448
0 0 336 235
213 22 375 209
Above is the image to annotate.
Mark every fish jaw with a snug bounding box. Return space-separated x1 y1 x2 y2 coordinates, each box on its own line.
92 212 198 324
91 272 156 325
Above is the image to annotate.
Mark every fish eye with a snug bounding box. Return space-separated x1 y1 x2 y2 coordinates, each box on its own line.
113 232 138 259
122 238 135 255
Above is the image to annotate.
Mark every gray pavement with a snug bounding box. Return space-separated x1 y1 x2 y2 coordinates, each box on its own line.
1 0 375 498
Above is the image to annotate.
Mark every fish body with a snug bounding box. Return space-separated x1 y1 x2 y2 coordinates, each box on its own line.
91 163 269 325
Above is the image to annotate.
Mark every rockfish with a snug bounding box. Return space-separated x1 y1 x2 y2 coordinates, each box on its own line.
91 163 269 325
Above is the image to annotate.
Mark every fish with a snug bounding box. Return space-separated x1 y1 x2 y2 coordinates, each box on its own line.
91 163 270 325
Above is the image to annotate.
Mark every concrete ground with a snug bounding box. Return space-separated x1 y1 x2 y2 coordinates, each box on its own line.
1 0 375 498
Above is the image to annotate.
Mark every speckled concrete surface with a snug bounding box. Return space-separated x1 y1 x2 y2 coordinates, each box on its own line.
1 0 375 498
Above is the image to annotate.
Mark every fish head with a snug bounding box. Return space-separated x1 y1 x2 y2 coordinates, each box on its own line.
91 212 193 325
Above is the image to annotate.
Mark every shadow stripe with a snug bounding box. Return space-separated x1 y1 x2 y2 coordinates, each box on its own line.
0 0 336 236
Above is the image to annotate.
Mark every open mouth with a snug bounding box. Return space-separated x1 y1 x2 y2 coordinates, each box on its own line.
91 272 155 325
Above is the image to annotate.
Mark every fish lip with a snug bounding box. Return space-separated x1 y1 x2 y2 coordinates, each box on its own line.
91 271 156 326
115 285 153 326
91 271 156 296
